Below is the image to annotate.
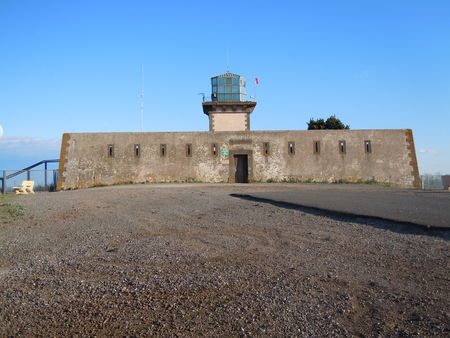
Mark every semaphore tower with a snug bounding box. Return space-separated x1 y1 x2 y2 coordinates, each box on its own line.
202 72 256 132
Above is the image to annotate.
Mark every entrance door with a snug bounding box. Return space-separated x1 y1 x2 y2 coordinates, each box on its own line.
234 155 248 183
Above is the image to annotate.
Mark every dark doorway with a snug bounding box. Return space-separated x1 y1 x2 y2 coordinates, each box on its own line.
234 155 248 183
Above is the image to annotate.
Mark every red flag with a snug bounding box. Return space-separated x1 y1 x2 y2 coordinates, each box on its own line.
254 77 259 85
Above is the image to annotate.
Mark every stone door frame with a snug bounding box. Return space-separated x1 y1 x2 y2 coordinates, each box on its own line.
228 149 253 183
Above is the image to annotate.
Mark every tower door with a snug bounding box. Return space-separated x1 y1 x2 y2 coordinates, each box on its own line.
234 155 248 183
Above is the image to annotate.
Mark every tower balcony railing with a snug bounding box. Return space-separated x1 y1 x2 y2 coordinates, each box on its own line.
199 93 255 103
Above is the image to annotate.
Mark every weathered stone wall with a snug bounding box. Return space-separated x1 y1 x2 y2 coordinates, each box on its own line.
57 129 420 190
210 113 248 131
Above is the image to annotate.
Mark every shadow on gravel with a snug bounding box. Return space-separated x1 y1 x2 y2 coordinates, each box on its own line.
230 194 450 241
413 191 450 195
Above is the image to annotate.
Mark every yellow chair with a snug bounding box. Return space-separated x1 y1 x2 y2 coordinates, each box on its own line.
13 180 35 195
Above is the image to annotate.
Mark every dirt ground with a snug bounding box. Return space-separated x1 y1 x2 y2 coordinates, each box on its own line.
0 184 449 336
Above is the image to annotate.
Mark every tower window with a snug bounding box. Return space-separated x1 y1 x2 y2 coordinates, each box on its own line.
134 144 140 157
288 142 295 155
108 144 114 158
160 144 167 157
186 144 192 157
211 143 218 156
364 140 372 153
314 141 320 154
339 141 346 154
263 142 270 156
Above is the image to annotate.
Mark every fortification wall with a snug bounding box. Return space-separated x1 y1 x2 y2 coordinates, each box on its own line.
57 129 420 190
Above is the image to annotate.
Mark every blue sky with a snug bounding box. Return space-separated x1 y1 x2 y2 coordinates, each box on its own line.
0 0 449 173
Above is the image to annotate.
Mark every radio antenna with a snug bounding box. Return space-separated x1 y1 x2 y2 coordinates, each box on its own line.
140 64 144 132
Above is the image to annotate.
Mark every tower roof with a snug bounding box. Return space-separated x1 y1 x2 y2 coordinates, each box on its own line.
211 72 242 78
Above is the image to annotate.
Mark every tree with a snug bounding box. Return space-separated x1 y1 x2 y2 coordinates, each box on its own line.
307 115 350 130
307 118 326 130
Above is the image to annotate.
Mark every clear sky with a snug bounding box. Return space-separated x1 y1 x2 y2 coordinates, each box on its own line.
0 0 449 173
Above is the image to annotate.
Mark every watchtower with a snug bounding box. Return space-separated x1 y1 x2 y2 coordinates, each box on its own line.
202 72 256 132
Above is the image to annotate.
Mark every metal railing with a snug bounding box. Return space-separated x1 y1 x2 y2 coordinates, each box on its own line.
1 159 59 194
420 175 450 190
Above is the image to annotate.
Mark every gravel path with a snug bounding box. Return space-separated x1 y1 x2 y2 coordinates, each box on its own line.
0 184 449 336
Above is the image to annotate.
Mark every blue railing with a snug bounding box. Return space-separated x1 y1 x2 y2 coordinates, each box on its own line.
1 159 59 194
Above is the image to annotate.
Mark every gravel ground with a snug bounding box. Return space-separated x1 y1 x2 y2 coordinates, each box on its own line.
0 183 449 336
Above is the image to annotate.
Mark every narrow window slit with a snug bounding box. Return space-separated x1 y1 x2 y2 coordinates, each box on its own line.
263 142 270 156
160 144 167 157
211 143 218 156
364 140 372 153
314 141 320 154
339 140 346 154
186 144 192 157
108 144 114 157
288 142 295 155
134 144 140 157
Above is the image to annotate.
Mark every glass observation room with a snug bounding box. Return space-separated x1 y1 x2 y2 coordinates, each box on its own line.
211 72 246 102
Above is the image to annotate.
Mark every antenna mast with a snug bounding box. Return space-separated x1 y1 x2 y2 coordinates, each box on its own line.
140 65 144 132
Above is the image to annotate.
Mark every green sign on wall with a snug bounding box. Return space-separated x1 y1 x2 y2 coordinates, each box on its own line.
221 150 229 156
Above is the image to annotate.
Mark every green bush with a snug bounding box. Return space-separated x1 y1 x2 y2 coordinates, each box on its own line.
307 115 350 130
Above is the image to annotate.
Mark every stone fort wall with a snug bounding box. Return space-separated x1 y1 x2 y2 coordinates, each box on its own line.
57 129 420 190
